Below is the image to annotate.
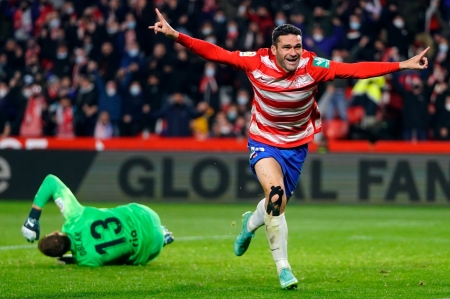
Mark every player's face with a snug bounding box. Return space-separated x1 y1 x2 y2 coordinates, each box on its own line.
271 34 303 73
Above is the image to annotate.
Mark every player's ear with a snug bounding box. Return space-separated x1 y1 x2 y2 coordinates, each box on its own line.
271 44 277 55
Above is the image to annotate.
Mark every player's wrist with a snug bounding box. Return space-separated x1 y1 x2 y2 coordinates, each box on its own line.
169 30 179 40
28 207 42 220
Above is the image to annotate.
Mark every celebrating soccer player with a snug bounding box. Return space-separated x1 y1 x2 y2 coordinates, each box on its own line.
150 8 429 289
21 174 174 266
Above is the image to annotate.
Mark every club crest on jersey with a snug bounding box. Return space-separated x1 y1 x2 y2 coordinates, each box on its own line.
239 51 256 57
312 57 330 68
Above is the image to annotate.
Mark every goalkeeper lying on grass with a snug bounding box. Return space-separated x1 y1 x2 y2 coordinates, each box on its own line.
21 174 174 266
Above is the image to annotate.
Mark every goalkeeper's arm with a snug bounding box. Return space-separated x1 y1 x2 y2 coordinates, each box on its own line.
22 175 84 242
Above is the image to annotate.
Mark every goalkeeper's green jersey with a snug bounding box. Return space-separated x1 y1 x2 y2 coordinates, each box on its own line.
34 175 164 267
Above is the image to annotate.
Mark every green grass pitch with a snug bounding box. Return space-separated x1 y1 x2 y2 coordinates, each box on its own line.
0 201 449 299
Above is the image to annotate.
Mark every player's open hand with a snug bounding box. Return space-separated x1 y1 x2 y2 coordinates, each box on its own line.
399 47 429 70
148 8 179 40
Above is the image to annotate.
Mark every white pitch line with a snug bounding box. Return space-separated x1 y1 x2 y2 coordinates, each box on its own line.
0 244 37 251
176 235 234 241
0 235 235 251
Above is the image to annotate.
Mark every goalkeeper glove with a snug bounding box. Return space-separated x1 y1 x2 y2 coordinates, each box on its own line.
21 207 41 243
57 255 75 265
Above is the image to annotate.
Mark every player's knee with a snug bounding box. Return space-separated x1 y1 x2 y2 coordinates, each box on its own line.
266 185 284 216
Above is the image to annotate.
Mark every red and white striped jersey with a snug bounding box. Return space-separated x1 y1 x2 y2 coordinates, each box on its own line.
176 33 400 148
239 48 335 147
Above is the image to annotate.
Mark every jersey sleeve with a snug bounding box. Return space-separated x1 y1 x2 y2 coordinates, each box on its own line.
306 55 401 82
334 61 400 79
176 33 260 72
305 56 338 82
33 174 84 222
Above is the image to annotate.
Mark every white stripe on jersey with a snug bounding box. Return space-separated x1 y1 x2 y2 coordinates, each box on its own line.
298 57 310 69
261 55 282 71
260 55 310 71
251 69 315 89
255 94 314 117
255 85 316 103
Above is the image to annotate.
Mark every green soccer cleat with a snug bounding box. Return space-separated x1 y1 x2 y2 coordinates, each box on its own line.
234 211 255 256
279 268 298 290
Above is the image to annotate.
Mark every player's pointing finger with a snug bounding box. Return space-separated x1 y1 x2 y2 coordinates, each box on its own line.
155 8 165 22
418 46 430 58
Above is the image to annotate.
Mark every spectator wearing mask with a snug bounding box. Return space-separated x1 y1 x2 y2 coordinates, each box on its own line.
235 88 252 117
91 61 122 136
151 92 210 137
393 75 428 141
120 41 145 71
121 81 144 136
210 111 234 138
212 9 228 45
386 15 411 59
52 44 72 78
142 73 164 133
303 18 344 58
199 62 219 114
341 14 364 52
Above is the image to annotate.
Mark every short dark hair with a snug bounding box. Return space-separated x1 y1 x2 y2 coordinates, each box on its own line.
272 24 302 45
38 234 71 257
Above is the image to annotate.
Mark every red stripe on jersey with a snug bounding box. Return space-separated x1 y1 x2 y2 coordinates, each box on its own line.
253 117 312 134
253 100 314 123
252 87 317 110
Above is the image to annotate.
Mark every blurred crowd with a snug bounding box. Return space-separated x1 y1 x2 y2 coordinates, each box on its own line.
1 0 450 142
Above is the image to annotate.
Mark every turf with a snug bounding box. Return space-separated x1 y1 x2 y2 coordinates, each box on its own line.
0 201 449 299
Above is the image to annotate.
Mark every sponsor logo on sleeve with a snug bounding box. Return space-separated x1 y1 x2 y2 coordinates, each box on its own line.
239 51 256 57
55 197 64 214
312 57 330 68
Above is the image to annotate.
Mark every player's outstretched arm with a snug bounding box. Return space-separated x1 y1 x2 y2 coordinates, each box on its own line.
333 47 430 80
148 8 258 72
21 175 84 242
399 47 429 70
